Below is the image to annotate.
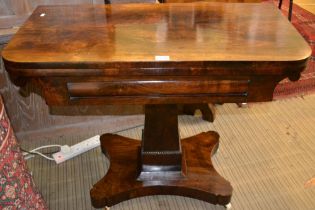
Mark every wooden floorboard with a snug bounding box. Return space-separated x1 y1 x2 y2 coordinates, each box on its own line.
23 94 315 210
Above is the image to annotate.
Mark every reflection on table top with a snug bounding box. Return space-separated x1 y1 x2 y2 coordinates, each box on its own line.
2 2 311 67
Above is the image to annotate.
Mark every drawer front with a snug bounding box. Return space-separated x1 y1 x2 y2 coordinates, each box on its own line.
67 79 249 98
36 77 253 105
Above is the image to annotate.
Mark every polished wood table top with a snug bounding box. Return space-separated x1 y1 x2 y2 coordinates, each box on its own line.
2 2 312 209
163 0 262 4
3 3 310 69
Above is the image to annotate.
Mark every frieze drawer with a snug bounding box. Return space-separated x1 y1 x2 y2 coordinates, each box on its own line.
67 79 250 98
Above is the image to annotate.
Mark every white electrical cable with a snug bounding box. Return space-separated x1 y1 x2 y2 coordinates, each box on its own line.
23 145 62 161
29 144 62 152
28 151 55 161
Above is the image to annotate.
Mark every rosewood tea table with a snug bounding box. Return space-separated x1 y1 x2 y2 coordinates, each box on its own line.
2 2 311 208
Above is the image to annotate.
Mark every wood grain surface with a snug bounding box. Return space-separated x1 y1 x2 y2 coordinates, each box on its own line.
2 3 311 67
91 131 232 208
164 0 260 3
0 0 155 42
0 0 155 17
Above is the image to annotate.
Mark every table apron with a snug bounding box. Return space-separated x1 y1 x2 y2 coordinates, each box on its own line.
32 75 282 105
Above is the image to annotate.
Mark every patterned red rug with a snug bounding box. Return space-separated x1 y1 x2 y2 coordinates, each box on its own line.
267 0 315 99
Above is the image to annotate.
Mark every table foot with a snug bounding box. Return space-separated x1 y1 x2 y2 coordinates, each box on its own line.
90 131 232 208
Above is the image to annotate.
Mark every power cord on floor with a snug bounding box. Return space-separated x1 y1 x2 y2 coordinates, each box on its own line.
21 124 145 162
21 145 62 161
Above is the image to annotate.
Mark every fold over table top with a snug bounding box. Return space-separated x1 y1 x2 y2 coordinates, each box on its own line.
2 2 311 74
